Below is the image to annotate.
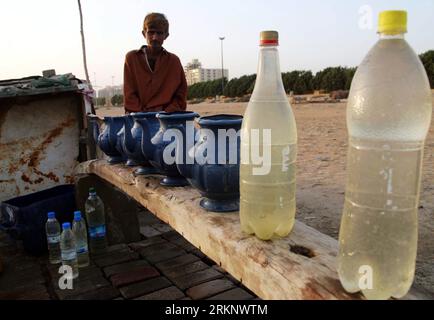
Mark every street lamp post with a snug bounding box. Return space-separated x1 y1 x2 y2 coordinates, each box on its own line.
110 75 115 107
219 37 225 96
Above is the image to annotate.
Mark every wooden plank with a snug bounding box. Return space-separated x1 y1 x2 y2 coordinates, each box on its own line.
75 160 433 300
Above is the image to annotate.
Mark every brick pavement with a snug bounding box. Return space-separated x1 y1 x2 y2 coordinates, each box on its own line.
0 208 257 300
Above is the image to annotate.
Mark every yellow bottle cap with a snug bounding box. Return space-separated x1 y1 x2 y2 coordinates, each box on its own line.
260 31 279 46
378 10 407 35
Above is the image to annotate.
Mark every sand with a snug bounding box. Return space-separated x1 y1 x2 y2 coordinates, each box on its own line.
96 100 434 292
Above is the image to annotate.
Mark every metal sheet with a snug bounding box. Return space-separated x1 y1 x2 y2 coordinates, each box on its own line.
0 95 80 202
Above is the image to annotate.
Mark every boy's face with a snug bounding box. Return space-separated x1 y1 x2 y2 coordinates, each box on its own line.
142 25 168 50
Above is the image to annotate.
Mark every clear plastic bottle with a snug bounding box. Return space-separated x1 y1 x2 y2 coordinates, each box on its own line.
240 31 298 240
85 187 107 255
338 11 432 300
60 222 79 279
45 212 61 264
72 211 90 268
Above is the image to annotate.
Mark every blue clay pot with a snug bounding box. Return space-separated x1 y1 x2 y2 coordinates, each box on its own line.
177 114 242 212
139 111 199 187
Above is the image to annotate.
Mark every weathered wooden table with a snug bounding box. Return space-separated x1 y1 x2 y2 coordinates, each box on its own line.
75 160 433 300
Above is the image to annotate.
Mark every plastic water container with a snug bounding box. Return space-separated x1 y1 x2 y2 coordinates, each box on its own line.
45 212 61 264
338 11 432 300
60 222 79 279
72 211 90 268
240 31 298 240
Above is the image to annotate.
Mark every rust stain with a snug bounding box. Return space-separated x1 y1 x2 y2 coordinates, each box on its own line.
46 172 59 182
26 117 76 168
2 110 76 197
21 174 31 184
2 116 75 179
8 162 19 175
65 175 75 184
34 177 44 184
21 173 44 185
33 168 59 183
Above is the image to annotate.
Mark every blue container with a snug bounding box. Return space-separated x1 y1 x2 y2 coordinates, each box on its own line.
140 111 199 187
118 114 136 166
177 114 242 212
92 116 127 164
124 112 160 175
0 185 76 256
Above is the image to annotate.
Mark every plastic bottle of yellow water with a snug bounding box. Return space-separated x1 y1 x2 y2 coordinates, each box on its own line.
240 31 298 240
338 11 432 300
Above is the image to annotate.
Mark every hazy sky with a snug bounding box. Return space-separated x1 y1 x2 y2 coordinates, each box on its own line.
1 0 433 88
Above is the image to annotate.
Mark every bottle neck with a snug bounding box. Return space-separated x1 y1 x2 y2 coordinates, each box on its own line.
251 45 287 101
379 32 405 40
258 45 281 69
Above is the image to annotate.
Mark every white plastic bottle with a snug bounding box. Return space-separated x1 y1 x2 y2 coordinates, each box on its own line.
60 222 79 279
240 31 298 240
45 212 61 264
338 11 432 300
72 211 90 268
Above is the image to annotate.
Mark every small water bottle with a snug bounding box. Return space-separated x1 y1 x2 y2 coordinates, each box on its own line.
72 211 90 268
60 222 79 279
45 212 61 264
85 188 108 255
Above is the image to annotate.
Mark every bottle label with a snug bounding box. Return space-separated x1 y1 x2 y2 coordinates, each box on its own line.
89 225 106 239
47 235 60 244
77 245 88 254
61 250 77 261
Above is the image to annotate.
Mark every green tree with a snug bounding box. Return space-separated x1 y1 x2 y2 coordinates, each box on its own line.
344 67 357 90
295 71 313 94
223 78 237 97
282 70 313 94
312 67 355 92
187 78 228 99
282 71 300 93
111 94 123 106
322 67 347 92
96 97 106 106
420 50 434 88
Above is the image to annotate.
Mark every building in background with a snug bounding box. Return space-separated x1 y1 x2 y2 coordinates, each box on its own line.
97 85 123 99
185 59 229 86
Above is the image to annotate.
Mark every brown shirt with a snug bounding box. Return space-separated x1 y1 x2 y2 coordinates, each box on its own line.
123 46 187 113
